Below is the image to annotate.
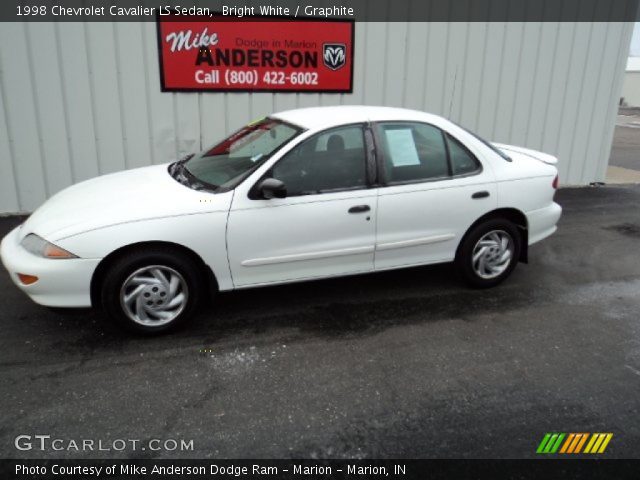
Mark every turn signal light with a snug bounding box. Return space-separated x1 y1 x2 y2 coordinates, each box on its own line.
43 244 76 258
17 273 39 285
552 175 559 189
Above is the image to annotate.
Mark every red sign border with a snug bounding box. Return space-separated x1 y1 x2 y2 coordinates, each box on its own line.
155 13 355 94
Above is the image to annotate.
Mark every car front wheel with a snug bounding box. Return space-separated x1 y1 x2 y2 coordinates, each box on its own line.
101 248 204 334
456 219 521 288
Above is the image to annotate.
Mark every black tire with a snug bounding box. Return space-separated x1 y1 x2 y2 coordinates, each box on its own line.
101 247 205 334
455 218 521 288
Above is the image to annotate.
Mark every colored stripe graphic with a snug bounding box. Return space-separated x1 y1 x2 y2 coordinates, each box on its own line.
584 433 613 453
536 433 565 453
559 433 575 453
543 434 559 453
567 433 581 453
584 434 599 453
538 433 613 454
550 433 565 453
597 433 613 453
536 434 552 454
573 433 589 453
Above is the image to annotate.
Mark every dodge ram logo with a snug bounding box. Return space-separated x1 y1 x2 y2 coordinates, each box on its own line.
323 44 346 70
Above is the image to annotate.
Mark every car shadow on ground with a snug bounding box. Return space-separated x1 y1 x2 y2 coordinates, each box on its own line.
1 207 530 353
41 261 496 349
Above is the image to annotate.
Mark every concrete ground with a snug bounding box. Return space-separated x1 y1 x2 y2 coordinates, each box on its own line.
1 186 640 460
606 111 640 183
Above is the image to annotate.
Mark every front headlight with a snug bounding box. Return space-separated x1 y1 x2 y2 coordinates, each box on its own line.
20 234 78 259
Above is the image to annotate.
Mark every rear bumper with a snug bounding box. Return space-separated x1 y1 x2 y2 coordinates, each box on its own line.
0 226 99 307
526 202 562 245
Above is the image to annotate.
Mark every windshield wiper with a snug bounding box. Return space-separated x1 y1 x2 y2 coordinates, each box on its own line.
170 155 197 186
169 154 192 176
169 155 217 192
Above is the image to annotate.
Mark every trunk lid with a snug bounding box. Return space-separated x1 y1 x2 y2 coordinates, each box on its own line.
492 143 558 165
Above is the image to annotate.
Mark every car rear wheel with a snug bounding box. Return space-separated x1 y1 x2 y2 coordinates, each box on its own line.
101 248 204 334
456 219 521 288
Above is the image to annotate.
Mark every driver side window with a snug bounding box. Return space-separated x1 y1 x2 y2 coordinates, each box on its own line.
270 125 367 196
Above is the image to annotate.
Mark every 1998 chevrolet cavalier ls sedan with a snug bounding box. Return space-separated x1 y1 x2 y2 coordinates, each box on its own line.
1 106 561 333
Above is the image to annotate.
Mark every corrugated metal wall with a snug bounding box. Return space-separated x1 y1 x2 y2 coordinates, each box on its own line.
0 20 634 213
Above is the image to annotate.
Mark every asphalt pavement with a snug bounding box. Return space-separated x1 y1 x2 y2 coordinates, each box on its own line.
1 185 640 459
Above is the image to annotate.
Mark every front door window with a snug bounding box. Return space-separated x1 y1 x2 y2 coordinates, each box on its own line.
270 125 367 196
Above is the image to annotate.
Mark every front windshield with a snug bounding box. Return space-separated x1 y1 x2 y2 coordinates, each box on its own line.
183 118 301 190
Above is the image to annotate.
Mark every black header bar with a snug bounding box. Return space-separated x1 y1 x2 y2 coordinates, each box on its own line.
1 0 639 22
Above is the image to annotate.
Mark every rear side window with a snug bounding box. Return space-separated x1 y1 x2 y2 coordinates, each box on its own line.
376 122 481 185
378 123 449 183
446 133 481 175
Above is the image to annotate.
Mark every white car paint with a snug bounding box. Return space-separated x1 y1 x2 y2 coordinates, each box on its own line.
227 187 379 287
1 106 562 308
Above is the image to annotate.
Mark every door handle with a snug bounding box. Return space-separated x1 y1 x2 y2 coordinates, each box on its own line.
348 204 371 214
472 191 490 199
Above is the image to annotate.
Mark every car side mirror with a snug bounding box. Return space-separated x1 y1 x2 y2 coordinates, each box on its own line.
258 178 287 199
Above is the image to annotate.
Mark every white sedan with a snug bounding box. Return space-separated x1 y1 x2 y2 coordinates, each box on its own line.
1 106 561 333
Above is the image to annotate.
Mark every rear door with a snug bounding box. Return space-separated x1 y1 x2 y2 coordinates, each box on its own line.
227 124 378 287
372 121 497 270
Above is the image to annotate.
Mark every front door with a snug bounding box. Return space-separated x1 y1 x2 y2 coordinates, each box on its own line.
227 124 378 287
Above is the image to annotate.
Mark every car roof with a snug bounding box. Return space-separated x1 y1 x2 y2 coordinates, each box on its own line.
271 105 446 131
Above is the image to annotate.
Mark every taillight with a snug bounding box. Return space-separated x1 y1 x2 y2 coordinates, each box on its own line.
552 174 559 189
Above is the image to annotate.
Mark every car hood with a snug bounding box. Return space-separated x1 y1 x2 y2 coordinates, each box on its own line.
20 164 228 242
492 143 558 165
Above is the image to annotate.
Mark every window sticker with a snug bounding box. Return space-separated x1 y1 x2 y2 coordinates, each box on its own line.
384 129 420 166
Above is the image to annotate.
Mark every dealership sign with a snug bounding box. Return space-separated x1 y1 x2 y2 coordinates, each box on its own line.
156 16 354 92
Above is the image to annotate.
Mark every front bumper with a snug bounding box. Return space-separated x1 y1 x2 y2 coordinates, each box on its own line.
0 226 100 307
